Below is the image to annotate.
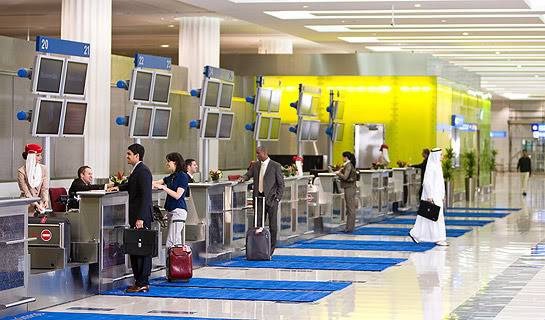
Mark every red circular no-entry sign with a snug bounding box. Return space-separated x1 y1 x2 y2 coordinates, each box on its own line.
40 229 52 242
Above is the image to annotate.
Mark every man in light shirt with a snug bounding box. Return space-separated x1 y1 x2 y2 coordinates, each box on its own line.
239 147 284 253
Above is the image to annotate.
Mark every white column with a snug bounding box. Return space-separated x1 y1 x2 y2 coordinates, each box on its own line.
258 38 293 54
61 0 112 178
178 16 221 176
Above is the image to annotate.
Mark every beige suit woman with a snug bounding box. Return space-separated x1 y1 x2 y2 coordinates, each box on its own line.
16 144 49 214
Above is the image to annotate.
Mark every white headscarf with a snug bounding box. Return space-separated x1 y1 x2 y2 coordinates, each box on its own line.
421 148 445 204
382 148 390 164
25 153 42 189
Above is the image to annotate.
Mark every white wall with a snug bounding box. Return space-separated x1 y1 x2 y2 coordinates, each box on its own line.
490 100 510 171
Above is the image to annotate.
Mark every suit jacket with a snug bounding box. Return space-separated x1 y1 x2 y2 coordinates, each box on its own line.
118 162 153 227
411 158 428 184
69 178 105 196
17 164 49 212
242 159 284 206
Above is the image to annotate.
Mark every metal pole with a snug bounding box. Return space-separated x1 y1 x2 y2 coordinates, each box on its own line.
203 139 209 182
328 90 334 166
43 137 51 186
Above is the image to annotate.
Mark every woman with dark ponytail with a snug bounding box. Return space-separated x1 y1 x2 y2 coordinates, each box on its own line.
336 151 358 232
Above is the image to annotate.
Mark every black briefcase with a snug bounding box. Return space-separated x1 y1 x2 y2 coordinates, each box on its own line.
416 200 441 222
123 228 158 257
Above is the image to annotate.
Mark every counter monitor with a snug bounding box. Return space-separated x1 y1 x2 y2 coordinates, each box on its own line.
334 123 345 142
219 82 234 109
269 117 281 140
298 93 314 116
63 60 88 97
130 106 153 138
151 107 171 138
33 98 63 137
297 119 311 141
218 112 234 139
257 115 270 140
130 69 153 103
152 72 171 105
204 79 220 108
202 110 220 138
269 89 282 113
256 88 272 112
333 100 345 120
33 55 65 95
62 101 87 136
308 120 321 141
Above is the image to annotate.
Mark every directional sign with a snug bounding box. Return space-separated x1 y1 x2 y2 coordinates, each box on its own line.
40 229 52 242
134 53 172 71
36 36 90 58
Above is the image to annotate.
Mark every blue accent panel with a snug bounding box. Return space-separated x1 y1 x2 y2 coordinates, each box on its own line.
190 89 200 97
244 123 255 131
103 286 332 303
246 96 255 104
189 120 200 129
115 116 128 126
134 53 172 70
203 66 234 82
149 277 351 292
17 111 30 121
451 114 464 127
280 239 436 252
6 312 231 320
116 80 128 89
490 131 507 138
35 36 90 57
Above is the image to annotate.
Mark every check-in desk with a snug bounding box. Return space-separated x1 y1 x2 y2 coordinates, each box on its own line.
0 197 38 318
227 181 251 250
317 173 345 230
295 175 312 235
392 168 406 209
359 170 390 220
189 182 232 261
408 168 421 207
68 191 128 292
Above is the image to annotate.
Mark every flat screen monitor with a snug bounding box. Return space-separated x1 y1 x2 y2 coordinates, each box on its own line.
297 120 311 141
62 101 87 136
256 88 271 112
219 82 234 109
130 69 153 103
151 107 171 138
258 116 270 140
33 56 64 95
204 80 220 108
63 60 88 97
334 123 345 142
202 110 220 138
33 98 63 137
218 112 234 139
333 100 345 120
311 95 321 114
130 106 153 138
298 93 313 116
308 120 321 140
269 89 282 113
152 72 171 105
269 117 281 140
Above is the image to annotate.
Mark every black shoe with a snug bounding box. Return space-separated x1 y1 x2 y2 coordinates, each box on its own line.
523 192 527 196
408 233 419 244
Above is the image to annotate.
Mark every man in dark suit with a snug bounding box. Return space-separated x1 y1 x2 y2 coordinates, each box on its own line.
118 144 153 293
239 147 284 253
68 166 114 209
410 148 430 199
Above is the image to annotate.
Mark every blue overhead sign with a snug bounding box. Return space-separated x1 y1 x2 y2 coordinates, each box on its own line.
459 123 478 132
490 131 507 138
531 123 545 132
35 36 90 58
134 53 172 71
204 66 235 82
451 114 464 127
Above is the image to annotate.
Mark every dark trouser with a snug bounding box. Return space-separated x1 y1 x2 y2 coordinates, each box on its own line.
343 185 357 232
130 254 152 287
258 193 278 251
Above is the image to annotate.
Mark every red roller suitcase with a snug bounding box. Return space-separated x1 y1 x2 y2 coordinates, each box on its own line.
166 219 192 282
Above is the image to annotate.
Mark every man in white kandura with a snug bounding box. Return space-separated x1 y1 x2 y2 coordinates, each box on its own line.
409 148 448 246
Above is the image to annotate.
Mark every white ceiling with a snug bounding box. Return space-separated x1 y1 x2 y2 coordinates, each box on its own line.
2 0 545 99
177 0 545 100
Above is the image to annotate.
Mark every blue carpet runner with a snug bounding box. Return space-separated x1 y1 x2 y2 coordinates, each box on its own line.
345 227 471 237
280 239 436 252
4 312 232 320
376 218 493 227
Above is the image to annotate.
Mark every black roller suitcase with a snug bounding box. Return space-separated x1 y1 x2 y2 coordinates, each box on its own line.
245 196 272 261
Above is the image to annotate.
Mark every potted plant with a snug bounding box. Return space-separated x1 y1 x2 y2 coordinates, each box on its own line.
209 169 223 182
442 147 455 206
490 149 497 188
110 171 127 186
462 150 476 202
282 164 297 177
396 160 408 168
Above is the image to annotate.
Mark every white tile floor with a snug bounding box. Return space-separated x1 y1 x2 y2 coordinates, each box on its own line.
43 173 545 319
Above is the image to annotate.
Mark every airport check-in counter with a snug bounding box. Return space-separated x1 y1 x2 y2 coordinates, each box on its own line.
188 182 233 261
317 173 345 230
68 191 129 292
295 175 313 235
359 170 390 220
227 181 251 250
0 197 39 318
392 168 406 208
408 168 421 207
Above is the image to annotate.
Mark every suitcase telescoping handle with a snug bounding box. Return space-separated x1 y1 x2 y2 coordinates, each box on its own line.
172 219 186 246
254 196 266 228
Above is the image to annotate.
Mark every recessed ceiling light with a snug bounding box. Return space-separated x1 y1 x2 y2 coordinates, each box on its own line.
441 19 447 22
496 51 501 54
168 24 175 28
303 5 308 8
414 3 421 7
161 44 170 48
535 75 540 77
366 46 403 52
462 32 469 36
341 20 345 23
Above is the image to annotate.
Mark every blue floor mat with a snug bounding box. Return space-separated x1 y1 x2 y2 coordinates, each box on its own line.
447 207 520 211
102 285 332 303
376 218 493 226
403 212 508 218
237 254 407 265
4 312 231 320
280 239 436 252
209 259 396 271
149 277 351 291
346 227 471 237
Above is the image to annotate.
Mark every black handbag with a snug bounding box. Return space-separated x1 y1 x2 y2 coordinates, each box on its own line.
416 200 441 222
123 228 158 257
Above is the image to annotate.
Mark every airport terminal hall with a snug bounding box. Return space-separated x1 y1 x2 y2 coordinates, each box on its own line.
5 0 545 319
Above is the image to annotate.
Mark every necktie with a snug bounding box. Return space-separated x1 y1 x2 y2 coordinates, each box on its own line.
258 162 266 193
